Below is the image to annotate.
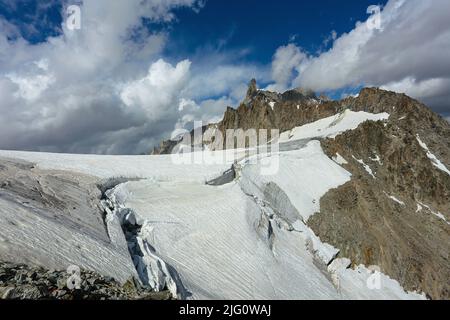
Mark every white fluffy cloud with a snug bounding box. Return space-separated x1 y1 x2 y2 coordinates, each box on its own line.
0 0 243 154
266 44 307 92
120 59 191 120
175 96 235 130
0 0 270 154
269 0 450 116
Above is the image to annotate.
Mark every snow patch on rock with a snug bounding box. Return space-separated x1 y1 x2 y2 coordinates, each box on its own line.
332 153 348 165
353 156 376 179
384 193 405 206
417 201 449 225
416 135 450 176
370 154 383 165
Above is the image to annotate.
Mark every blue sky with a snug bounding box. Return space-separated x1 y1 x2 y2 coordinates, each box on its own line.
168 0 387 100
166 0 387 61
0 0 64 42
0 0 448 154
1 0 387 67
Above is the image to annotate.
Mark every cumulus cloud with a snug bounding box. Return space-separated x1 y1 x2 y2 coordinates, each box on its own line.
6 64 55 101
0 0 236 154
120 59 191 120
171 49 269 132
0 0 271 154
175 96 235 130
266 44 307 92
185 63 266 100
269 0 450 116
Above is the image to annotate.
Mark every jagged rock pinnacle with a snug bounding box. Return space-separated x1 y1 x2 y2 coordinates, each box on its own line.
247 78 257 97
243 78 258 106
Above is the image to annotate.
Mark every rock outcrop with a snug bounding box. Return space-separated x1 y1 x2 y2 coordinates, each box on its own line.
217 80 338 146
0 261 172 300
309 90 450 300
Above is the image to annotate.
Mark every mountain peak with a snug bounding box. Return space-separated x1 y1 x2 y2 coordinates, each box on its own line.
243 78 262 106
247 78 257 96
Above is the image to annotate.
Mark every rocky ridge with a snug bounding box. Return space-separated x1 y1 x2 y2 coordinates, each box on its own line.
310 90 450 300
151 79 339 154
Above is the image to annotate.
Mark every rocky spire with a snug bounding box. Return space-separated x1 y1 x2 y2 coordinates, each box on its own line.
243 79 258 106
247 78 257 96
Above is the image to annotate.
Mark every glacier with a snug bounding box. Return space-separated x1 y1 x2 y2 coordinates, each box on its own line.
0 110 425 300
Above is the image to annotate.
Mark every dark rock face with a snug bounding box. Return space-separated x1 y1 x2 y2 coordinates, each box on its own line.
309 93 450 300
0 261 172 300
343 88 450 166
211 81 344 150
242 78 258 105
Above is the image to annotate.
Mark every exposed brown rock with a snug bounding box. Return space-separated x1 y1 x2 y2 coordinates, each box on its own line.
310 115 450 299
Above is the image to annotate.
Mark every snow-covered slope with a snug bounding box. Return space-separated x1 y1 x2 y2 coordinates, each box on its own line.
0 110 425 300
240 140 352 222
278 110 389 143
0 151 231 182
